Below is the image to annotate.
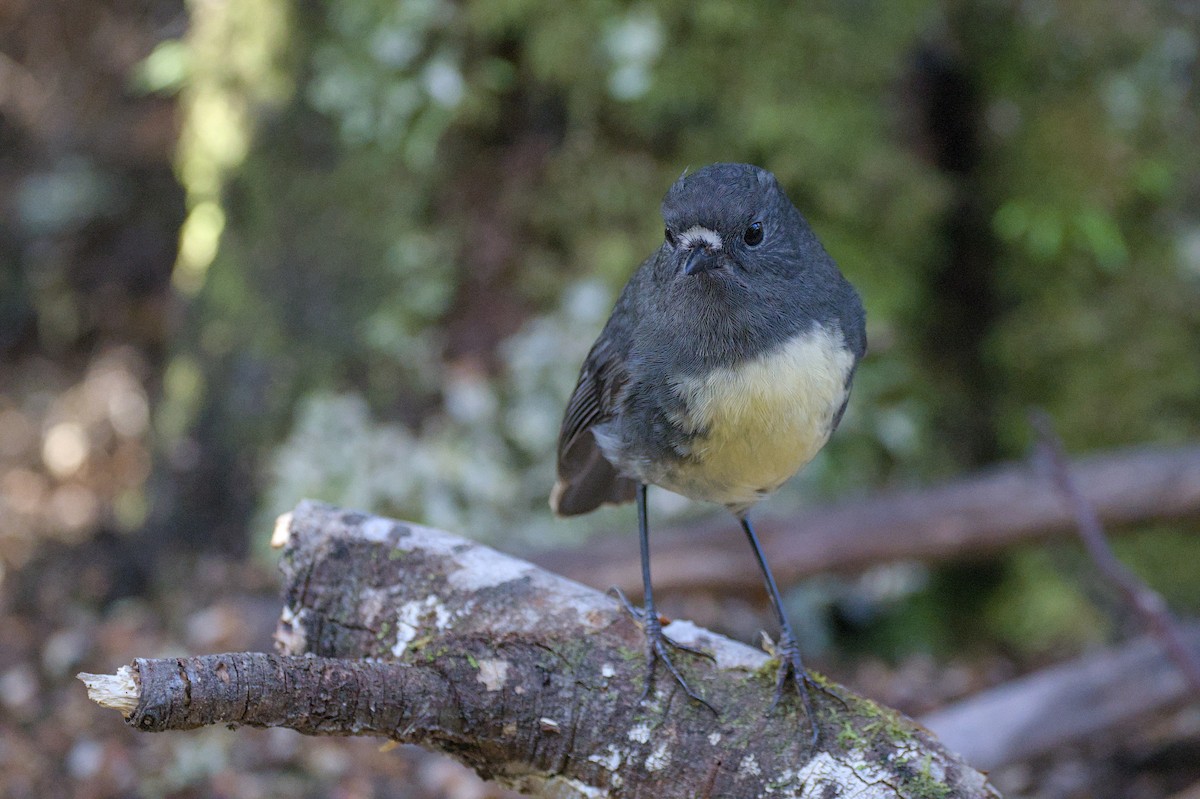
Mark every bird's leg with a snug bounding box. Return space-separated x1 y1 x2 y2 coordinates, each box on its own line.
610 484 715 713
740 514 845 746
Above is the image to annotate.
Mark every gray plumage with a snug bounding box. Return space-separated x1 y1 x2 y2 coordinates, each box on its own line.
552 163 866 517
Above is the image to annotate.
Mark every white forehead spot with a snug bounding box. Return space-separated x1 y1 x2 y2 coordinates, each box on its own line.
678 225 722 250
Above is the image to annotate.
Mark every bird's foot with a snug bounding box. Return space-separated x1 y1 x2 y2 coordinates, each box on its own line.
763 631 848 746
609 587 717 713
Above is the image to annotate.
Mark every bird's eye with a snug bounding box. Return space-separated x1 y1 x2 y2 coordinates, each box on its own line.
665 228 677 247
743 221 764 247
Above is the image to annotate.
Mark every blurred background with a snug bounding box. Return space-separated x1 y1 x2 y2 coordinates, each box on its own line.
2 0 1199 797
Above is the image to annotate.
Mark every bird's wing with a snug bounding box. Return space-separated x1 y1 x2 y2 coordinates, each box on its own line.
550 339 637 516
829 292 868 434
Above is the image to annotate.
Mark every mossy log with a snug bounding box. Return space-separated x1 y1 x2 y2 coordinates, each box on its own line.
82 500 1000 798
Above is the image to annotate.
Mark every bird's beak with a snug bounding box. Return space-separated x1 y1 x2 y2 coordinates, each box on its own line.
683 246 722 276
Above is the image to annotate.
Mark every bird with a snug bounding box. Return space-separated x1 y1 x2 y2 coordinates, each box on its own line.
551 162 866 743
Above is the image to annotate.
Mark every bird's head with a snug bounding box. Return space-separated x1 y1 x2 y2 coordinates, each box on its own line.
660 163 806 284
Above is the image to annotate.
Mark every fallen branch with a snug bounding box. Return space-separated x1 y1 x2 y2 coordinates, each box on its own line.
1030 414 1200 696
919 422 1200 771
921 623 1200 770
81 500 999 799
79 655 425 735
535 444 1200 596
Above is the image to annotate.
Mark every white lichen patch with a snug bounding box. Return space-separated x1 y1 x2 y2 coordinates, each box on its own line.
644 741 670 772
554 778 610 798
447 545 533 591
627 723 651 744
771 750 912 799
392 595 453 657
661 620 768 671
708 731 721 746
373 515 466 558
556 777 604 796
737 753 762 778
587 745 623 772
274 605 308 654
476 658 509 691
357 587 389 622
915 752 948 784
429 597 454 628
360 516 401 543
392 620 419 657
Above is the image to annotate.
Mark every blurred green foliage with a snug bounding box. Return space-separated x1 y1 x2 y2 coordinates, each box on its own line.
160 0 1200 659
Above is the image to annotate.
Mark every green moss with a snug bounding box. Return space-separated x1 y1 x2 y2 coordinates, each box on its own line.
896 755 951 799
613 642 646 664
835 720 863 748
859 701 915 745
408 636 438 657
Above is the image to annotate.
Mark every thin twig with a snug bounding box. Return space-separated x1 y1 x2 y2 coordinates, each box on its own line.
1030 410 1200 696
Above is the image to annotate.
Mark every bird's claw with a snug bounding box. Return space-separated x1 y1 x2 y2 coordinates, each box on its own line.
608 586 718 714
766 632 848 746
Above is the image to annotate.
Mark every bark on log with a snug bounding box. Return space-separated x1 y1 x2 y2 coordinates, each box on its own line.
536 445 1200 596
82 500 1000 799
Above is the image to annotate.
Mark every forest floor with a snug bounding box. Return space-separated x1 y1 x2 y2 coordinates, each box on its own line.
2 532 1198 799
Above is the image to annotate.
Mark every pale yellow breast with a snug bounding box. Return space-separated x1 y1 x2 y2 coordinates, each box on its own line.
663 326 854 510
